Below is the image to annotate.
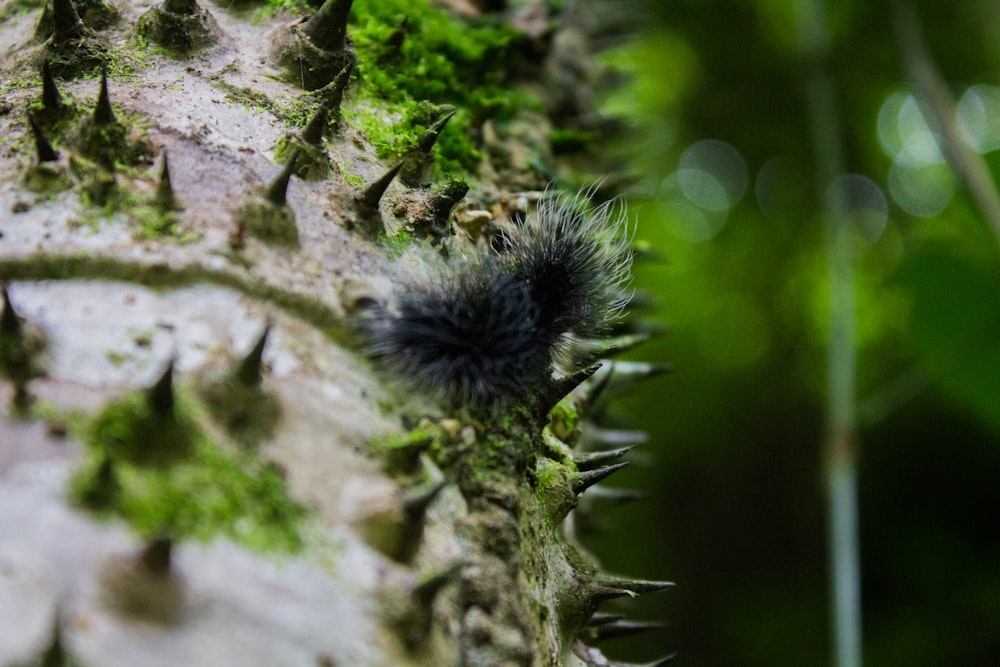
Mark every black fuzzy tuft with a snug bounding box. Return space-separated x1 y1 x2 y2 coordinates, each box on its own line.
361 189 633 411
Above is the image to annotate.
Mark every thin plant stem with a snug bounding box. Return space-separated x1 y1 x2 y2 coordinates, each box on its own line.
800 1 863 665
892 0 1000 249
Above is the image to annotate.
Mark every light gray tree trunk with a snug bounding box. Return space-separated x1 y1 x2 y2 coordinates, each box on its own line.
0 0 670 665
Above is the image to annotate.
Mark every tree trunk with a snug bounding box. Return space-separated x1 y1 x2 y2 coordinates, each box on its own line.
0 0 669 665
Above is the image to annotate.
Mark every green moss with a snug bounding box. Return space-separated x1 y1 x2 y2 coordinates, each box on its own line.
212 79 317 130
71 386 305 552
378 229 414 256
550 128 595 155
372 427 436 475
339 165 365 188
546 402 580 445
31 401 91 437
274 135 330 180
200 375 281 447
347 0 532 175
89 391 199 465
72 436 305 552
234 199 300 247
253 0 310 23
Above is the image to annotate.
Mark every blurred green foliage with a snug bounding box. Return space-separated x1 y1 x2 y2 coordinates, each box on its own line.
583 1 1000 664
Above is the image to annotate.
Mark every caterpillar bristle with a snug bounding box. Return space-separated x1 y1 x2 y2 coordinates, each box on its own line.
360 188 634 414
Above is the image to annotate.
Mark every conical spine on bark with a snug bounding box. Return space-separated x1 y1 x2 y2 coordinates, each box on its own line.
140 536 173 576
147 358 175 416
572 461 629 494
235 323 270 387
608 654 678 667
155 151 181 211
93 66 116 126
594 575 675 595
418 108 456 153
354 161 402 212
300 102 329 146
162 0 199 15
539 363 601 419
586 619 666 642
51 0 85 42
28 115 59 163
314 61 353 124
302 0 353 52
0 286 22 337
573 446 635 471
265 153 298 206
41 60 63 111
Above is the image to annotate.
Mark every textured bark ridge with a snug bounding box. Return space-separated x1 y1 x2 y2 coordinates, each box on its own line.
0 0 672 665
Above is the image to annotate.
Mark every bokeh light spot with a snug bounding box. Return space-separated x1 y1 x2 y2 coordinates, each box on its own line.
888 161 954 218
829 174 889 245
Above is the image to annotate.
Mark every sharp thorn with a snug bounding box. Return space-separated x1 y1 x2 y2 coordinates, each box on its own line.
587 612 624 627
589 620 667 643
146 358 175 416
595 361 672 399
401 478 446 522
580 485 648 505
418 107 456 153
573 446 635 471
315 61 354 118
573 461 628 494
539 363 602 417
354 161 402 211
39 611 68 667
302 0 353 52
265 152 298 206
595 575 675 595
428 180 469 219
28 114 60 163
155 151 181 211
1 285 22 336
41 61 63 111
412 561 462 606
593 332 652 358
609 654 679 667
609 360 673 381
139 536 173 576
80 455 120 508
93 66 116 126
235 322 270 387
589 583 638 603
627 289 658 311
162 0 199 15
581 428 649 448
300 101 329 146
51 0 85 42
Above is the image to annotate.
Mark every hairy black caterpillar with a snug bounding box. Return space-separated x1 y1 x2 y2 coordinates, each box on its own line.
360 189 633 411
